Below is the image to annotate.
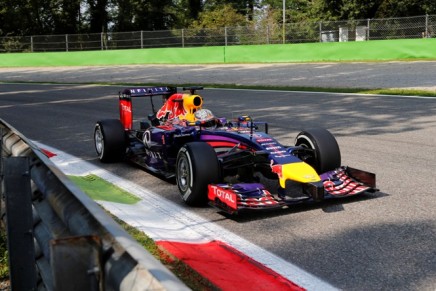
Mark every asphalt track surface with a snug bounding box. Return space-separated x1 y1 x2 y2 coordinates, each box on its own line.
1 61 436 91
0 62 435 290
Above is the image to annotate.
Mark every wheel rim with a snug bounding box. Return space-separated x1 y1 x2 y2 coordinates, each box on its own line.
177 155 190 193
94 127 104 156
297 139 317 169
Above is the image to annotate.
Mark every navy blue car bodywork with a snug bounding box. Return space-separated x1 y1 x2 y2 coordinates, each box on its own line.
94 86 378 214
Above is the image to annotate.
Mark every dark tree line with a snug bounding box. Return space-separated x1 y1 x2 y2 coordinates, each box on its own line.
1 0 435 36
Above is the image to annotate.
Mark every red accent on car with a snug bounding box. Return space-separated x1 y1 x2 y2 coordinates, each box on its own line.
271 163 283 178
208 185 238 210
156 93 186 120
119 99 133 129
207 141 248 150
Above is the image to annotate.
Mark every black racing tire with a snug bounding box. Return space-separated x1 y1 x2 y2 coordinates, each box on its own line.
94 119 126 163
295 128 341 174
176 142 221 206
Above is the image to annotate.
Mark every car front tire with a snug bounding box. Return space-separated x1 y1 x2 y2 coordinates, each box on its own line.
176 142 220 206
295 128 341 174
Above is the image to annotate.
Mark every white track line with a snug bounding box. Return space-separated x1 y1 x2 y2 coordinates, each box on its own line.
37 142 337 291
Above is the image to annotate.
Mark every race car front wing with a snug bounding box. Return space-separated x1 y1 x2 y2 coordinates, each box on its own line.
208 166 377 214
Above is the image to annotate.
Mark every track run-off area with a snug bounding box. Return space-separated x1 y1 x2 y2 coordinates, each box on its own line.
0 82 435 290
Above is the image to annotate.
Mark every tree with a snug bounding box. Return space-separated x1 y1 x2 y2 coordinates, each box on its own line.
0 0 56 35
190 4 248 29
2 0 436 38
308 0 436 21
88 0 109 33
202 0 260 21
111 0 176 31
52 0 82 34
187 0 202 19
341 0 382 19
112 0 135 31
260 0 312 23
375 0 436 18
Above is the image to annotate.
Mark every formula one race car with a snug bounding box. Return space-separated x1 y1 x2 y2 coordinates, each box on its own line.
94 86 377 214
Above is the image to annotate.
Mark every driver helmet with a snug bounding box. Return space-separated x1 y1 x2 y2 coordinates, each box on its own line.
194 109 217 129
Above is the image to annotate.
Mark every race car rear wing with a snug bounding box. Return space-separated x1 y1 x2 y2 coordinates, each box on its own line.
120 86 177 98
118 86 204 130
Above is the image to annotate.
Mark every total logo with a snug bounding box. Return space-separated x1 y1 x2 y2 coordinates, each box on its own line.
121 104 132 113
208 185 237 210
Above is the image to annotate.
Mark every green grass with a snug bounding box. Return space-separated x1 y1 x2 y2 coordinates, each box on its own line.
0 230 9 280
1 38 436 67
68 174 141 204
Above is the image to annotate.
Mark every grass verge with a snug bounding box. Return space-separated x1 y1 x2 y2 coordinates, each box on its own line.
0 230 8 279
68 174 141 204
1 39 436 66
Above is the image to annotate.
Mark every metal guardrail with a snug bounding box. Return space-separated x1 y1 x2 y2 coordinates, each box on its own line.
0 119 189 291
1 14 435 52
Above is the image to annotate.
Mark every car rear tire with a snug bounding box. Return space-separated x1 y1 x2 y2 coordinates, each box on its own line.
94 119 126 163
295 128 341 174
176 142 220 206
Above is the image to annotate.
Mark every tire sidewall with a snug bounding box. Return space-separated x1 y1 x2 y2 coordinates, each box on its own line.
94 123 105 159
176 142 220 206
94 119 126 163
296 128 341 173
177 146 193 197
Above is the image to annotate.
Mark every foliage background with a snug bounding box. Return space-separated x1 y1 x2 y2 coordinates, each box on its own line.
1 0 436 37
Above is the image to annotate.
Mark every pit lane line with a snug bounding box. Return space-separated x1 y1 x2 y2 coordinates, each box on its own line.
36 141 337 291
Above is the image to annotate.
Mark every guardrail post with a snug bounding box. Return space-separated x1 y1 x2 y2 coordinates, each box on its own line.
3 156 37 290
141 30 144 49
51 236 103 291
225 26 228 46
31 36 34 52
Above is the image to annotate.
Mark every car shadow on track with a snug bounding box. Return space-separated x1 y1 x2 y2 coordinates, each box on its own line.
221 191 389 223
